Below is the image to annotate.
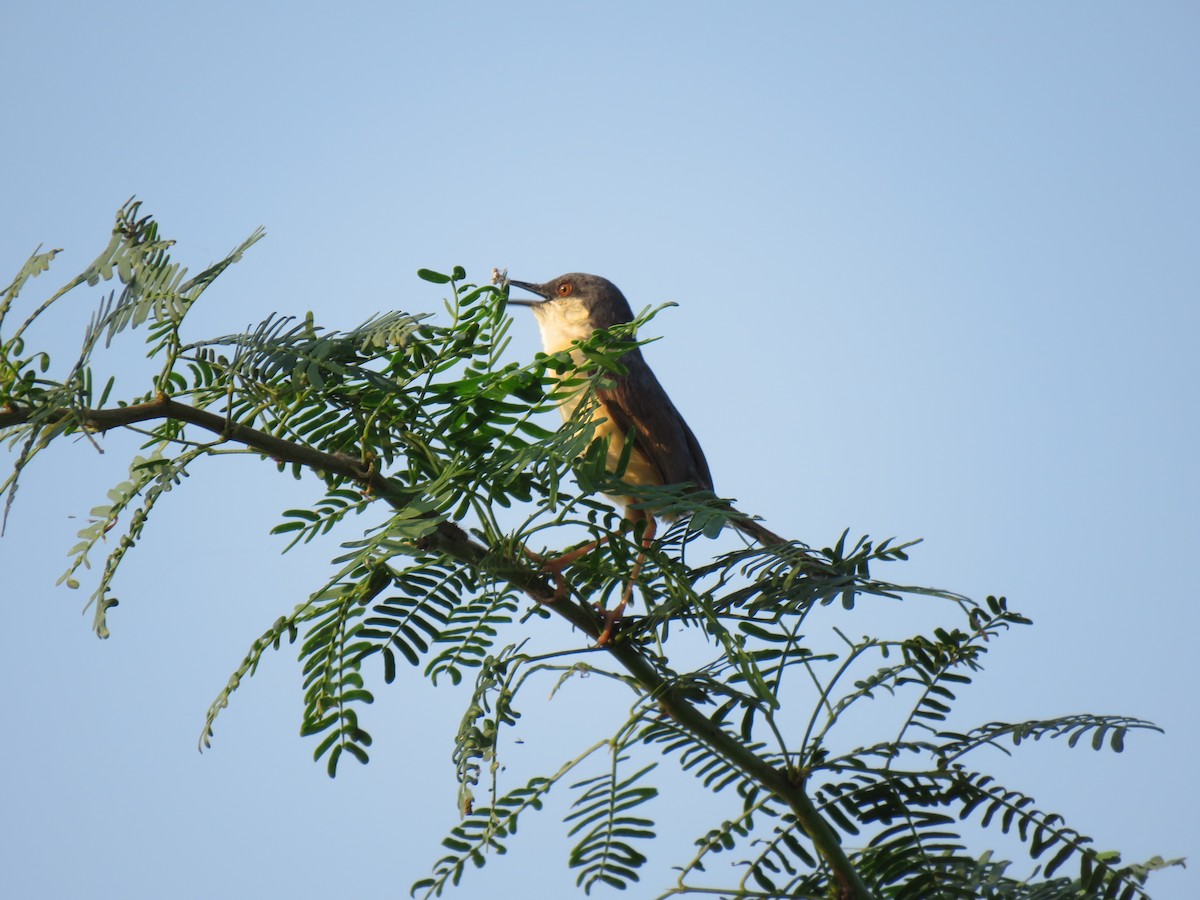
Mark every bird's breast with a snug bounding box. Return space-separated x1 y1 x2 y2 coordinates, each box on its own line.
592 407 662 489
529 302 663 500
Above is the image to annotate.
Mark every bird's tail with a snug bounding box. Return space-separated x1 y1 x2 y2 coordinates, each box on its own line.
726 510 788 547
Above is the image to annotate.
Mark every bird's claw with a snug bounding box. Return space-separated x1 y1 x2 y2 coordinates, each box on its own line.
522 547 570 602
594 580 636 646
596 608 620 646
520 530 640 646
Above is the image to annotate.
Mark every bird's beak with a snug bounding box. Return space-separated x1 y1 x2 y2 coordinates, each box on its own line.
506 279 548 307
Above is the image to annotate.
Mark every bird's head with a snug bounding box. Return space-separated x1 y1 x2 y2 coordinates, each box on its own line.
507 274 635 351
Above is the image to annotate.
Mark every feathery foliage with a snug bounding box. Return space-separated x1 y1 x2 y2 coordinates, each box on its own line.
1 205 1181 899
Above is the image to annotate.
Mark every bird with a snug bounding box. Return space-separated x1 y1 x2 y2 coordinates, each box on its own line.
506 272 784 643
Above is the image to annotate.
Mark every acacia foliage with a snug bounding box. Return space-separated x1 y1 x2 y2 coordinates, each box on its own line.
0 204 1180 899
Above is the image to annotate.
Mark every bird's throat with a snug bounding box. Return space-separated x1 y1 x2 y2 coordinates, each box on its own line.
531 301 596 354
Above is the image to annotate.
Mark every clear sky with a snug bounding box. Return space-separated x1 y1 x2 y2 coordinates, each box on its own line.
2 2 1196 898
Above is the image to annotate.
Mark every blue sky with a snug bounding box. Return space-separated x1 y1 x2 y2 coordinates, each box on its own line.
2 3 1196 898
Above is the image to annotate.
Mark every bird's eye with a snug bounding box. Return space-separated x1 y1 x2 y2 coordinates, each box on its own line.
557 281 573 297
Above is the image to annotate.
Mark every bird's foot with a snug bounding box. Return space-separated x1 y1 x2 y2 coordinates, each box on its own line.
522 547 569 601
523 537 605 602
594 580 636 646
595 605 623 646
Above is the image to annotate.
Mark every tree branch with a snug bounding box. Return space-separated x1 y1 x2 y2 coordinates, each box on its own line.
1 395 874 899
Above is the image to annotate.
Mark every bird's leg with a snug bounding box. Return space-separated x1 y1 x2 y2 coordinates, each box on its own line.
522 520 625 603
523 536 608 601
596 513 656 646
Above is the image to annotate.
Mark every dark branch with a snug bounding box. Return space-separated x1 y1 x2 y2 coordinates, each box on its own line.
1 395 874 899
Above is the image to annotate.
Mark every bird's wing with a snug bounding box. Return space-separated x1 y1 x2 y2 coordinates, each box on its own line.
595 352 714 492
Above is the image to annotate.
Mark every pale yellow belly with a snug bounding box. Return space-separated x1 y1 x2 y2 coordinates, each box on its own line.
556 390 660 499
